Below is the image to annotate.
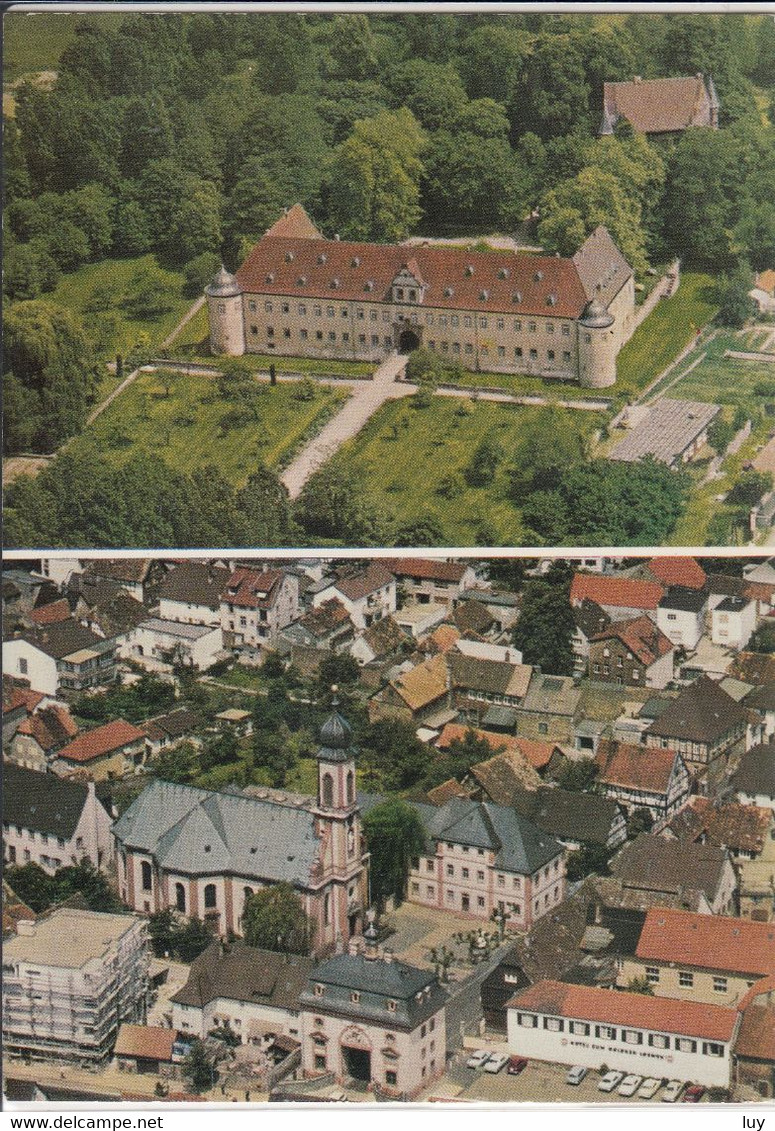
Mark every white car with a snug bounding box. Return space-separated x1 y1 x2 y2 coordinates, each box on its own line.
661 1080 685 1103
638 1078 662 1099
617 1075 643 1097
598 1071 625 1093
566 1065 588 1086
484 1053 510 1074
466 1049 491 1069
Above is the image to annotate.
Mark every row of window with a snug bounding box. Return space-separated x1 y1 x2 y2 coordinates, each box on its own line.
645 967 728 993
516 1014 724 1055
255 300 572 336
3 824 71 849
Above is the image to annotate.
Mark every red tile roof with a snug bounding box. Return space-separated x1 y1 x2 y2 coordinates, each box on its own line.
3 682 45 716
57 719 145 763
647 557 706 590
592 614 674 666
676 796 772 855
264 203 323 241
383 558 469 583
223 567 283 610
28 598 72 626
334 561 394 602
16 704 78 751
570 574 664 610
436 724 558 770
236 235 590 319
427 624 462 654
636 908 775 978
735 1002 775 1062
114 1024 176 1063
603 75 714 134
506 978 738 1042
595 739 679 795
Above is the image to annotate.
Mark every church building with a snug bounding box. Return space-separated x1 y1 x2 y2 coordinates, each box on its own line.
206 205 636 389
112 704 369 956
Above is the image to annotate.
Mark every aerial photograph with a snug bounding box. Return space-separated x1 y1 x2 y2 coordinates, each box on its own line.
2 7 774 549
2 550 775 1103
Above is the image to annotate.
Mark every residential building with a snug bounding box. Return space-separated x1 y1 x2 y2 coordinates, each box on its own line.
600 74 720 136
80 559 156 603
642 556 707 591
382 558 479 606
512 787 628 852
507 980 737 1087
730 743 775 811
588 615 674 689
619 908 775 1007
143 707 203 757
514 672 581 744
569 573 664 623
311 562 396 630
2 909 149 1062
54 719 148 781
2 678 46 746
124 618 223 673
3 763 113 872
448 652 533 724
572 599 611 672
610 834 737 915
657 587 708 650
282 600 355 654
610 398 720 467
113 1025 177 1076
368 653 452 726
7 702 78 770
171 942 314 1043
112 708 369 955
594 740 690 822
438 724 566 784
712 596 757 651
394 602 447 640
667 796 774 864
733 979 775 1098
645 674 748 793
350 615 408 666
299 940 447 1099
3 621 117 696
405 796 565 931
206 207 635 390
220 567 300 658
157 561 230 626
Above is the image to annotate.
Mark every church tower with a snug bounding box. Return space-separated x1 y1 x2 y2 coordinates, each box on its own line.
313 696 367 949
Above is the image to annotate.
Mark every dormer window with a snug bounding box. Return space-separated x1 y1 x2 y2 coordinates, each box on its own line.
444 287 454 297
314 984 325 997
479 290 489 301
351 257 360 268
498 268 510 280
534 270 544 282
317 253 327 265
297 276 307 286
265 273 275 284
512 292 522 303
330 278 340 289
546 294 557 306
350 991 361 1004
364 280 375 292
464 265 474 277
285 251 295 263
387 1000 397 1012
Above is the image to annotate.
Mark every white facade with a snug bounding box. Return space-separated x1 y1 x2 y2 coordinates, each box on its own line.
3 782 114 875
124 620 223 672
157 596 221 627
507 985 738 1088
2 639 59 696
657 603 706 650
312 577 397 631
173 994 301 1043
395 602 447 640
711 599 756 650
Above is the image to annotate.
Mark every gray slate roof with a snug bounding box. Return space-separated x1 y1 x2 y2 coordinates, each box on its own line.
158 562 230 609
513 787 623 848
300 953 447 1030
417 796 563 874
610 398 720 466
730 743 775 798
610 833 731 904
112 779 321 885
2 763 96 840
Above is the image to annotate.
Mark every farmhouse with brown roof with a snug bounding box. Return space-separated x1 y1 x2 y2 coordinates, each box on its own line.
206 207 635 389
600 73 719 137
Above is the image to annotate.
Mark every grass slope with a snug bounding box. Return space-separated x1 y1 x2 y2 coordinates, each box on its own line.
67 368 347 487
616 271 718 398
324 395 603 545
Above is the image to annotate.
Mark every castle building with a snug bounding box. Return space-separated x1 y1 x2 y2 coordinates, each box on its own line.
112 705 369 956
206 205 635 389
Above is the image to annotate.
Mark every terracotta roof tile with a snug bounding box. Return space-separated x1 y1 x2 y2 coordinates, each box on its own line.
3 681 45 715
236 235 590 319
426 778 472 806
27 598 72 626
113 1024 176 1063
646 556 706 590
506 978 738 1041
57 719 145 763
426 624 461 654
636 908 775 978
595 739 678 794
264 203 323 241
592 614 673 666
735 1002 775 1061
570 574 664 610
383 558 469 583
333 561 394 602
603 75 714 134
223 567 283 610
437 724 558 770
671 796 772 855
391 654 449 712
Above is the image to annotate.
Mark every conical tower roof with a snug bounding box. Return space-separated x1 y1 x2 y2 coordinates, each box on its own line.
205 265 242 298
579 298 614 329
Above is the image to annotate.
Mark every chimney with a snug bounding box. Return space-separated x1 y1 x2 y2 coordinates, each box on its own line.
382 947 394 964
348 939 360 957
17 920 36 936
633 75 642 83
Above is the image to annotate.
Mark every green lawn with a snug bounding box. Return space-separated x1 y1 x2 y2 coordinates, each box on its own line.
4 11 83 80
663 335 775 417
168 303 210 352
616 271 719 399
67 368 347 487
439 369 614 401
51 255 195 361
324 394 604 545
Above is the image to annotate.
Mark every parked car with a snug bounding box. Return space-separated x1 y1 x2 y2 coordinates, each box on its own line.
661 1080 685 1103
508 1056 529 1076
565 1065 588 1086
638 1078 662 1099
598 1071 625 1093
484 1053 510 1074
618 1075 643 1097
466 1049 491 1069
682 1085 706 1103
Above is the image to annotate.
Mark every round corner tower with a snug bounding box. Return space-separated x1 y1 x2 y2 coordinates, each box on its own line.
578 299 617 389
205 265 245 356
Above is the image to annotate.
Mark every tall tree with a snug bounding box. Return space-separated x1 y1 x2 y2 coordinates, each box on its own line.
363 800 427 908
513 576 576 675
242 883 314 954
